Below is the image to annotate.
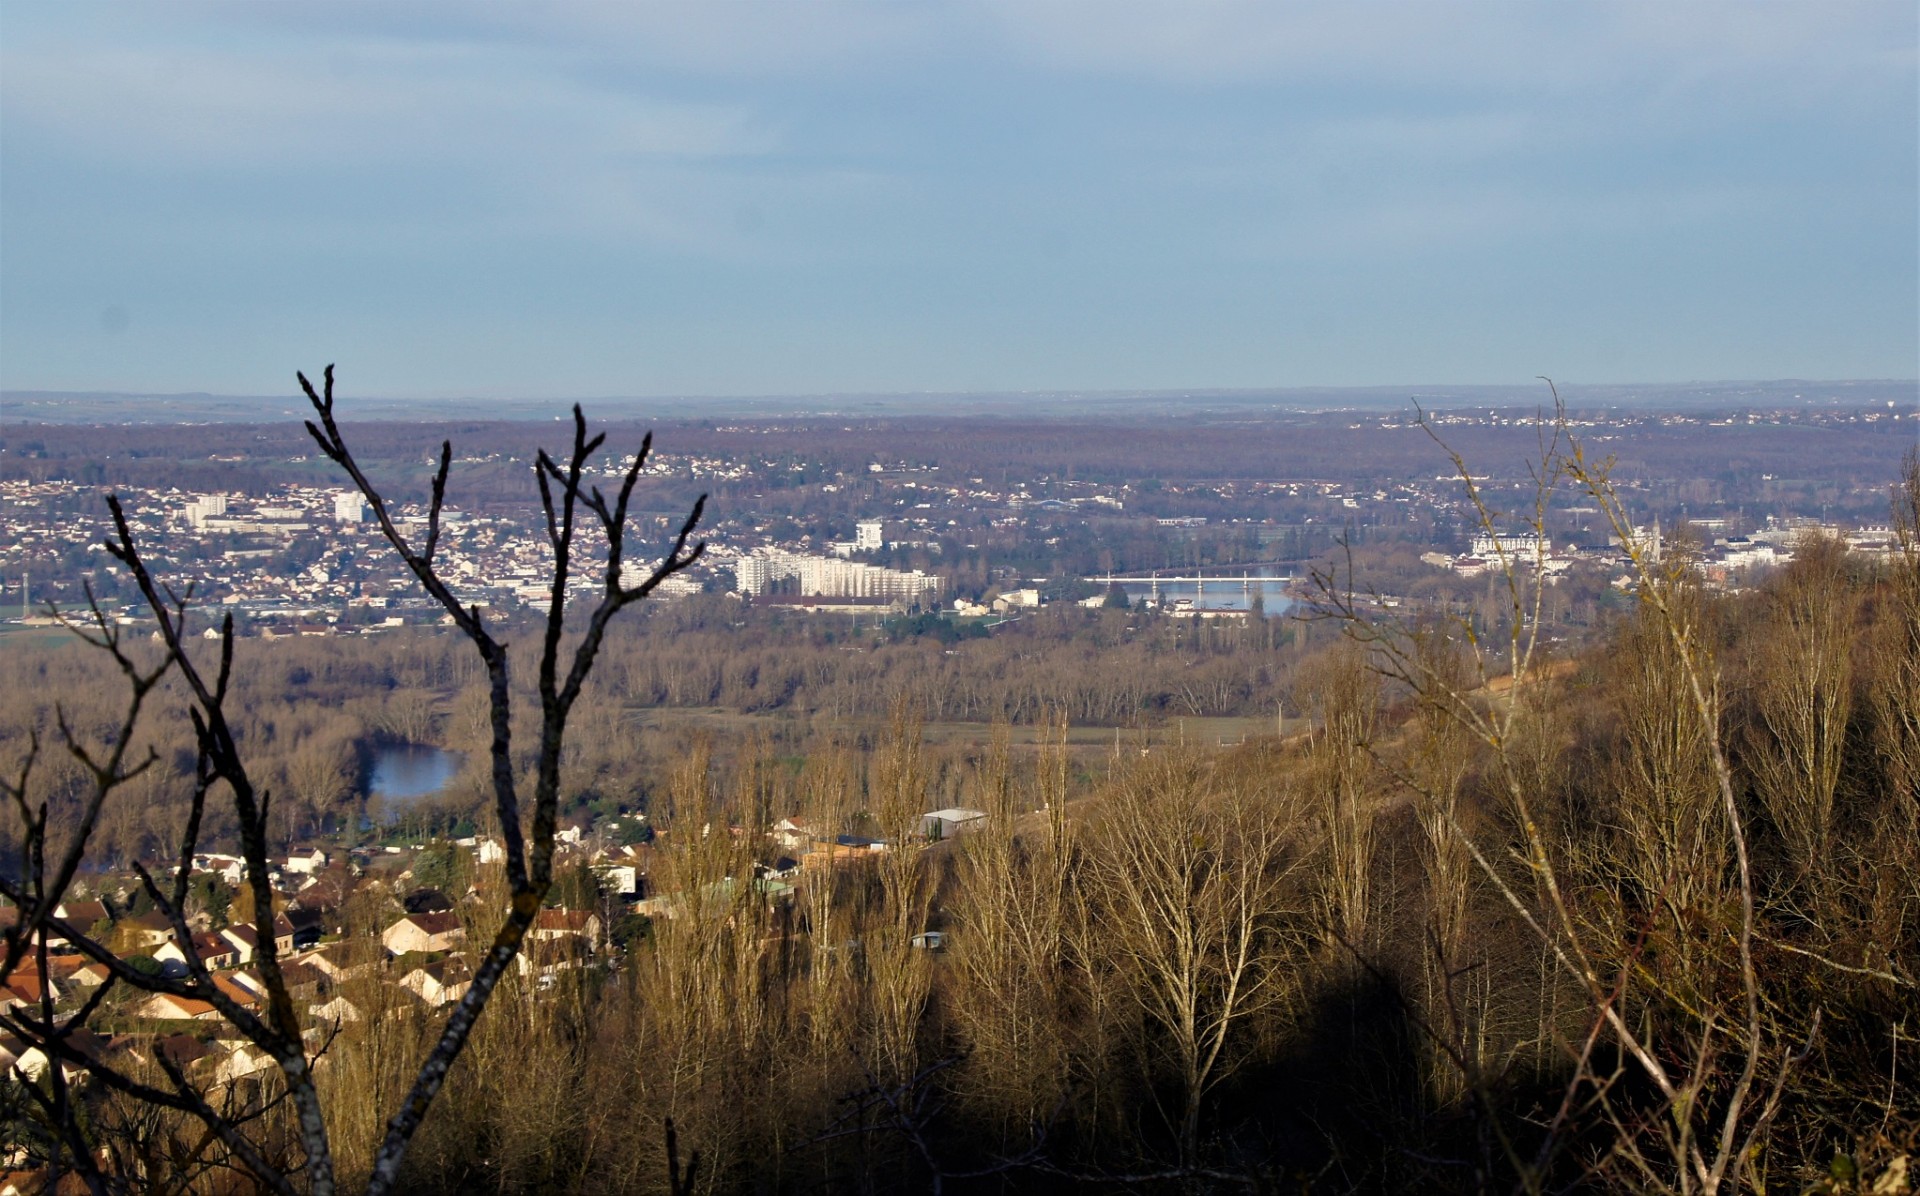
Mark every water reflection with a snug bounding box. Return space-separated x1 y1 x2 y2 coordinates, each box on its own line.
1102 571 1295 613
368 745 461 804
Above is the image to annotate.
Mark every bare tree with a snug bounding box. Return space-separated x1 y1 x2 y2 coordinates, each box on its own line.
1318 389 1819 1195
1611 571 1729 921
1298 642 1380 958
1747 533 1855 892
1077 745 1306 1166
0 365 705 1193
949 716 1077 1140
1872 449 1920 839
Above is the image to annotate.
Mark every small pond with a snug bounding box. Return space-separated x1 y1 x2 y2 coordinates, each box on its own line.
367 744 462 807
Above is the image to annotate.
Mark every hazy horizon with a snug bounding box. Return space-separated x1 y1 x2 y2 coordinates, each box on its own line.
5 376 1915 425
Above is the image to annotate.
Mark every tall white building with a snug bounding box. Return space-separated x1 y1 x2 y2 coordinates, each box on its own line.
855 519 884 552
333 492 365 524
185 495 227 530
733 547 939 604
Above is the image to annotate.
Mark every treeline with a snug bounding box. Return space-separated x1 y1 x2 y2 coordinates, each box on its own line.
3 601 1314 864
0 629 485 865
0 555 1636 868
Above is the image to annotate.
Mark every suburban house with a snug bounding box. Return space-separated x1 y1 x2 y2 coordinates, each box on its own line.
210 974 263 1013
273 909 326 952
282 848 329 875
756 857 801 881
294 941 362 981
770 817 816 852
4 1026 108 1083
400 958 472 1007
516 939 590 985
138 993 221 1021
309 994 362 1024
67 961 112 989
117 911 173 950
529 907 601 946
219 923 260 964
51 898 110 937
210 1041 275 1087
0 970 58 1014
402 888 455 915
154 931 240 976
591 864 641 899
191 853 247 885
126 1033 215 1076
382 912 466 956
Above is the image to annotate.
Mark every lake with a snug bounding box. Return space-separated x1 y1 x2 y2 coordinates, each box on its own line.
367 744 462 805
1099 570 1295 614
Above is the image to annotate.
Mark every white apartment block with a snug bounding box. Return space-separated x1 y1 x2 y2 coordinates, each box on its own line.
855 519 884 552
333 492 365 524
1469 532 1550 559
185 495 228 530
734 548 940 604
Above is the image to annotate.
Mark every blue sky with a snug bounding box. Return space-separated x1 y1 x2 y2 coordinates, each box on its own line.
1 2 1914 399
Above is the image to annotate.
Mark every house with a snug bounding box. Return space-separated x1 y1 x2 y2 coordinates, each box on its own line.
274 909 326 952
474 838 506 865
283 848 329 875
6 1026 110 1083
276 960 328 999
402 888 455 915
382 912 465 956
128 1033 214 1074
209 1041 275 1087
400 958 472 1007
53 899 110 931
0 970 59 1013
529 908 601 946
154 931 238 976
770 817 816 851
515 938 590 982
919 808 988 840
219 923 260 964
209 974 262 1013
289 868 353 916
117 911 174 950
294 942 363 981
67 961 112 989
309 995 362 1024
138 993 221 1021
191 853 247 885
756 857 801 881
591 864 641 899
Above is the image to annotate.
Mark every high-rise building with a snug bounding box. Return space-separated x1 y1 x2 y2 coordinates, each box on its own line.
733 547 938 604
334 492 365 524
855 519 884 552
185 494 227 530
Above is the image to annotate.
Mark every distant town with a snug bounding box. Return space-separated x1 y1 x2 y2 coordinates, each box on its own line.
2 401 1910 632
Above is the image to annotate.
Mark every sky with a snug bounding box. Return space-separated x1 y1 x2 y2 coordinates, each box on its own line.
1 2 1914 400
